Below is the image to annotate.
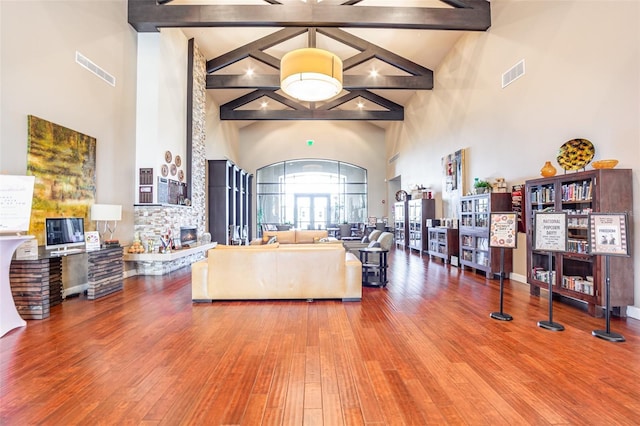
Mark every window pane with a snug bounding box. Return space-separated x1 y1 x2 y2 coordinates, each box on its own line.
256 160 367 229
340 162 367 183
257 163 284 182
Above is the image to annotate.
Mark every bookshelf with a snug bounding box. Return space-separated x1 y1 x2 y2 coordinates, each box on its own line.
459 193 513 277
208 160 253 245
525 168 634 316
407 198 436 254
427 227 459 263
394 201 408 249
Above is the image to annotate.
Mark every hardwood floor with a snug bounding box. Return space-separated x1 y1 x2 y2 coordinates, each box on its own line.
2 247 640 425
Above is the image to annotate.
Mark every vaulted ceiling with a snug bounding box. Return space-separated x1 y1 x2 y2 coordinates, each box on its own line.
128 0 491 122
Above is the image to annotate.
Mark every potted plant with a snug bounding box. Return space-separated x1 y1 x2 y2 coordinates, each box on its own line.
474 179 492 194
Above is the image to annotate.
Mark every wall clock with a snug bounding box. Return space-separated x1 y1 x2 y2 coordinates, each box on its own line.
395 190 408 202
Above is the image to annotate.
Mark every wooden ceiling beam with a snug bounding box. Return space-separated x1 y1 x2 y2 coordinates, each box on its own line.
206 74 433 90
220 108 404 121
128 1 491 32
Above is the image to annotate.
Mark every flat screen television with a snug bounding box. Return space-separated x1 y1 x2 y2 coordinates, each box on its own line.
45 217 85 252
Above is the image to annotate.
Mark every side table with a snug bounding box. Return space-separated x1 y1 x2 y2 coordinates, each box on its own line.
358 247 389 287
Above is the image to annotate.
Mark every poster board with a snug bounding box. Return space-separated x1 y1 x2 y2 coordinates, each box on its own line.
588 213 629 256
489 212 518 249
533 212 567 252
0 175 35 234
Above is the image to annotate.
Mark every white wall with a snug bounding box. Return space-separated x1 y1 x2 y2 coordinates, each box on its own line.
386 0 640 316
237 120 387 221
0 0 138 291
204 93 240 162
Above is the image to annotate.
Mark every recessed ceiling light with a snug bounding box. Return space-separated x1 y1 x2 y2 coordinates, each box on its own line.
369 69 379 78
260 101 268 109
246 68 254 76
356 101 365 109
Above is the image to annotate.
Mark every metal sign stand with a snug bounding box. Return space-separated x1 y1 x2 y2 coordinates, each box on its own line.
490 248 513 321
592 256 625 342
537 251 565 331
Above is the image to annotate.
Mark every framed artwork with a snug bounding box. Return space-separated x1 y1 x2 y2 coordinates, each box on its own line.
489 212 518 248
441 148 466 218
27 115 96 245
533 211 567 252
588 213 629 256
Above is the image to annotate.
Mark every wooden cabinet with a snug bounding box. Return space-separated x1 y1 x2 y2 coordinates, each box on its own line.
525 169 634 316
208 160 253 245
427 227 459 263
407 199 436 253
394 201 408 249
459 193 513 277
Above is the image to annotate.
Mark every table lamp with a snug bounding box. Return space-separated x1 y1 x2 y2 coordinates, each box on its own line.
91 204 122 247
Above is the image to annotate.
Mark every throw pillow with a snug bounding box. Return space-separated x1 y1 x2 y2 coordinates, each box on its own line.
368 241 381 248
318 237 329 243
267 236 278 245
361 235 369 243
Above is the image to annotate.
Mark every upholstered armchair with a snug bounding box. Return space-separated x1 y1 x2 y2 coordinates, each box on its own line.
342 230 393 258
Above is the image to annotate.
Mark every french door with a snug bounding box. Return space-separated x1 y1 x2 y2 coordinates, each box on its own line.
294 194 329 230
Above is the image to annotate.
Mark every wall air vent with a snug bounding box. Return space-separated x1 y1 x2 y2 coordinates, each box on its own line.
502 59 525 89
389 153 400 164
75 51 116 87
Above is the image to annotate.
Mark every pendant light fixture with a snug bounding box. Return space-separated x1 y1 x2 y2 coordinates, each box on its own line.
280 48 343 102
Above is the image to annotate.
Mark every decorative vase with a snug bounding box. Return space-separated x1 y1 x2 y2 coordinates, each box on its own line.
540 161 557 177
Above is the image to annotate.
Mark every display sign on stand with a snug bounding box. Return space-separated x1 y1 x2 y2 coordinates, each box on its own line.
588 213 630 342
0 175 35 234
533 212 568 331
489 212 518 321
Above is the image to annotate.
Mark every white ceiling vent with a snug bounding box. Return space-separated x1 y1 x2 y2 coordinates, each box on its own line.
389 153 400 164
75 51 116 87
502 59 525 89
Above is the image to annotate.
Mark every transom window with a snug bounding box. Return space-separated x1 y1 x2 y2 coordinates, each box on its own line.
256 159 367 232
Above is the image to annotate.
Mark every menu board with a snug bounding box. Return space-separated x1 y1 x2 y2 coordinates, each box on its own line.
0 175 35 234
533 212 567 252
489 212 518 248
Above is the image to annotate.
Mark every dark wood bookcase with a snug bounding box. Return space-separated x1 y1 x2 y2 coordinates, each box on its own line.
459 192 513 277
208 160 253 245
407 198 436 254
427 227 459 263
525 168 634 316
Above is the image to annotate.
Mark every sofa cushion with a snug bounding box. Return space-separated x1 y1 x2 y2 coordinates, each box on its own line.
368 240 381 248
295 229 328 244
267 236 277 244
263 230 296 244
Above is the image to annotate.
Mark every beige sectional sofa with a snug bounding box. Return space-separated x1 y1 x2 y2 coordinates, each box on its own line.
251 229 335 245
192 243 362 302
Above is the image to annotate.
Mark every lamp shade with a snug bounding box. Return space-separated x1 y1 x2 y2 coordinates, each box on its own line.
280 48 343 102
90 204 122 221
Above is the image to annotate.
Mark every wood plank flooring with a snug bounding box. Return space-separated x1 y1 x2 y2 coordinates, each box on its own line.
2 247 640 425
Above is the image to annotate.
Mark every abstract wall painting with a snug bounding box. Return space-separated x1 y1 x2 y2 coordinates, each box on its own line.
27 115 96 245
